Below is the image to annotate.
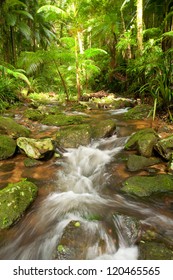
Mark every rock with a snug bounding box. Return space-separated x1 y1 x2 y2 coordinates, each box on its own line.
56 124 91 148
42 113 86 126
17 137 55 159
0 116 30 138
127 154 161 171
0 179 38 229
113 214 140 245
123 104 152 120
24 158 43 167
125 128 158 157
139 241 173 260
54 220 104 260
121 174 173 197
24 109 43 121
91 119 116 139
155 135 173 160
0 135 16 160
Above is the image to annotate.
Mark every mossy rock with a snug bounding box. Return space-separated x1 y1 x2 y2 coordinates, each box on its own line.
155 135 173 160
123 104 152 120
56 124 91 148
122 174 173 197
0 116 30 139
17 137 55 159
127 154 161 172
0 179 38 229
125 128 158 157
112 98 134 109
0 135 16 160
91 119 116 139
42 114 86 127
139 241 173 260
24 109 43 121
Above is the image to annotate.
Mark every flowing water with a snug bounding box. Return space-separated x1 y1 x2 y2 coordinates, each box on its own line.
0 108 173 260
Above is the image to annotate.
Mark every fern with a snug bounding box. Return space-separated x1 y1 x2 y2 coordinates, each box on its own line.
84 48 107 59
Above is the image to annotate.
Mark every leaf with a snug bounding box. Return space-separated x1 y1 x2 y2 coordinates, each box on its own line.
0 65 30 86
15 10 34 20
163 31 173 38
84 48 107 58
18 22 31 40
37 5 66 21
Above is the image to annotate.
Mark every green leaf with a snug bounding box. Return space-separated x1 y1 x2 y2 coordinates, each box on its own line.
37 5 66 21
18 22 31 39
163 31 173 38
15 10 34 20
84 48 107 58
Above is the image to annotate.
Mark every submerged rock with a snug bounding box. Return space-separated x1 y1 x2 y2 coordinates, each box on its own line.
0 135 16 160
125 128 158 157
17 137 55 159
24 158 43 167
122 174 173 197
127 154 161 171
155 135 173 160
54 220 104 260
0 116 30 138
0 179 38 229
56 124 91 148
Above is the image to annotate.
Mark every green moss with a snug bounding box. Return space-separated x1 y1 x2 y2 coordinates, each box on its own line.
24 109 43 121
125 128 158 157
123 104 152 120
0 116 30 138
56 124 91 148
0 135 16 160
122 174 173 197
42 114 85 126
91 119 116 139
0 179 38 229
139 241 173 260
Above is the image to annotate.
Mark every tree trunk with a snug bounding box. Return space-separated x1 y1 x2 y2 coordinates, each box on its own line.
136 0 143 53
75 35 82 101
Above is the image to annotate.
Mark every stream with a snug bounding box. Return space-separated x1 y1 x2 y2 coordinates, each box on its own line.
0 108 173 260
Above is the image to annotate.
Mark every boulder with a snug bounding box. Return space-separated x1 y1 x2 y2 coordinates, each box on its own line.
121 174 173 197
0 116 30 138
24 109 43 121
125 128 158 157
17 137 55 159
91 119 116 139
56 124 91 148
0 135 16 160
155 135 173 160
42 113 86 126
0 179 38 229
123 104 152 120
127 154 161 171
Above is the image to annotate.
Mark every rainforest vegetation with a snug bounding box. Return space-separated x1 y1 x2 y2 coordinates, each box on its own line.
0 0 173 119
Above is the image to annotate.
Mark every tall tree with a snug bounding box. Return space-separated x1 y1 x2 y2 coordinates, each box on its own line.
136 0 143 52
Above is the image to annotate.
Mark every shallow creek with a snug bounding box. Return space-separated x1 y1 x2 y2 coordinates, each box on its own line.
0 108 173 260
